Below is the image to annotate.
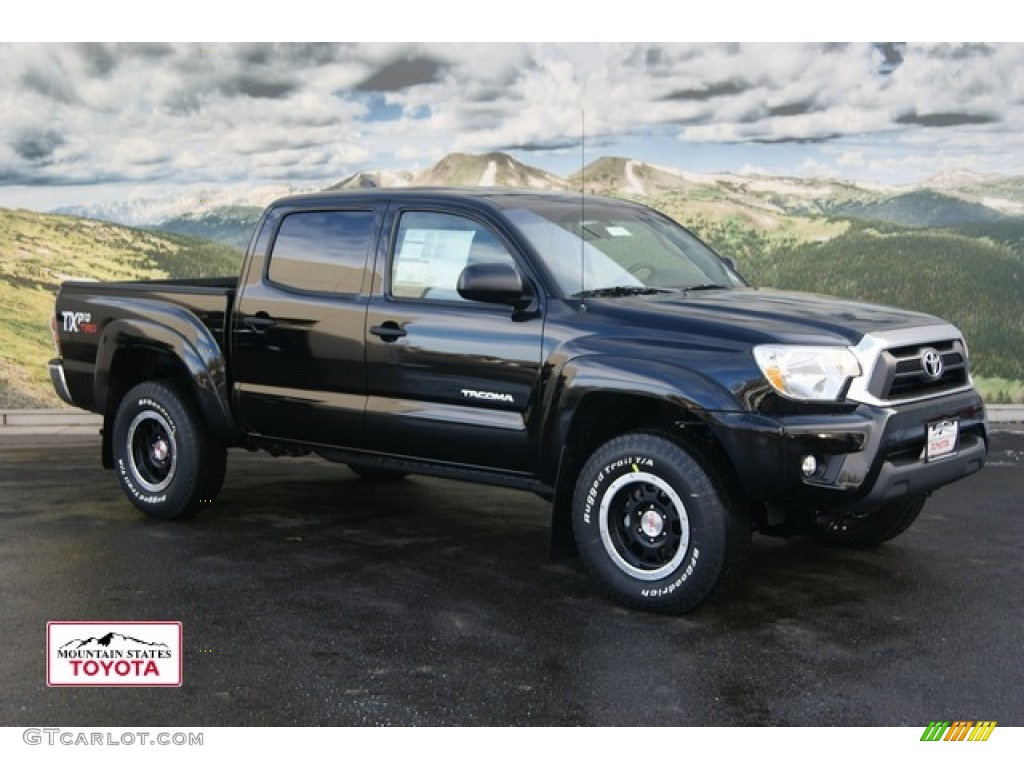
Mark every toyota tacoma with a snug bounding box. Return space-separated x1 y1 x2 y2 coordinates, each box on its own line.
48 188 988 613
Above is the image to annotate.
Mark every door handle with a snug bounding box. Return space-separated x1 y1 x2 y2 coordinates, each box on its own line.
370 322 407 341
244 312 277 331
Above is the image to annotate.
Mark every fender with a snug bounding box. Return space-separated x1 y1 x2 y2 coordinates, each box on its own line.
539 353 747 480
94 299 238 444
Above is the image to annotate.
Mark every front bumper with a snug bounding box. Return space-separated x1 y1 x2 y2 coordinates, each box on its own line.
708 388 988 514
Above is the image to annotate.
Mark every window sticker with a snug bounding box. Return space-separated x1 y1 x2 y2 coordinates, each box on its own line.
394 228 475 290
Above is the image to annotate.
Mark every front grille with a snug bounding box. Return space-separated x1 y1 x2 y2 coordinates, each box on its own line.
869 339 969 402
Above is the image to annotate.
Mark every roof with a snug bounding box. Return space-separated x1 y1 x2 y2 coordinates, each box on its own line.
267 186 645 214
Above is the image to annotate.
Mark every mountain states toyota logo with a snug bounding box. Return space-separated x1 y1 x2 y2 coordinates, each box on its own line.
47 622 182 687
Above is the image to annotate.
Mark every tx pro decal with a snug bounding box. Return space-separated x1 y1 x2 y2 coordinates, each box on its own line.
461 389 514 403
61 311 97 334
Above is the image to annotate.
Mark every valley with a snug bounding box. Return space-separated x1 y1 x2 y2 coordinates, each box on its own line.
3 152 1022 406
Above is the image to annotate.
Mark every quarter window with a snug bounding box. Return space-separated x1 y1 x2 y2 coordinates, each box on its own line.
268 210 375 294
391 211 516 301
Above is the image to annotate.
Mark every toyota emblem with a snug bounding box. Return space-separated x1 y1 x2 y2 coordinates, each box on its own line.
920 348 944 381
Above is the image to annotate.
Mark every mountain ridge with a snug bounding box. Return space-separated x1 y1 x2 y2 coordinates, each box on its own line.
52 152 1024 246
2 151 1022 407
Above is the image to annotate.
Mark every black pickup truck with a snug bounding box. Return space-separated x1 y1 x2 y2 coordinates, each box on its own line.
49 188 988 613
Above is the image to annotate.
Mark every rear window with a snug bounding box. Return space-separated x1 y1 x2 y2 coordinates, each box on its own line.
268 210 375 294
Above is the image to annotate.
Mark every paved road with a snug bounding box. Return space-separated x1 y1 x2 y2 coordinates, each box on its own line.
1 431 1021 726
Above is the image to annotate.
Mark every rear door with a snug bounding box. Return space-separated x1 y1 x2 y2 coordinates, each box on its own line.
231 203 382 447
364 206 544 472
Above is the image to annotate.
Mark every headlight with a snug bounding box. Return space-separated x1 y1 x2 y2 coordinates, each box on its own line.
753 345 861 402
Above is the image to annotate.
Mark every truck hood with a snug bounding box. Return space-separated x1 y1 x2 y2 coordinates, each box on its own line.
590 287 949 346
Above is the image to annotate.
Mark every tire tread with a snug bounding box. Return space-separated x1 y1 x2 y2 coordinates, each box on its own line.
113 380 226 519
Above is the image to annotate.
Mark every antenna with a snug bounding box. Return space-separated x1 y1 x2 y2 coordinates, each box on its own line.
579 109 586 311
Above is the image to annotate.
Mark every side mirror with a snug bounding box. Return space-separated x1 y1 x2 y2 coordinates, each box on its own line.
457 263 530 308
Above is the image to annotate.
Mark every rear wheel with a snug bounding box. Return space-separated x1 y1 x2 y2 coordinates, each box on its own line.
571 432 748 614
812 496 926 548
112 381 226 519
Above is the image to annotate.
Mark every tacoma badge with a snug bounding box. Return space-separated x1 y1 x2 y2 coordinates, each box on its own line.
461 389 514 403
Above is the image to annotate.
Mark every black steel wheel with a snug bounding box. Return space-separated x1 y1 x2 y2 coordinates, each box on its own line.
599 470 690 580
125 408 178 495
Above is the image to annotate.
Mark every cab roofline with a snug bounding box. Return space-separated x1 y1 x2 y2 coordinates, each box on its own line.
267 186 648 212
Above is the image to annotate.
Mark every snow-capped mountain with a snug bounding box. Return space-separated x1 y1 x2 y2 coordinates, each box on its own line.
56 183 313 227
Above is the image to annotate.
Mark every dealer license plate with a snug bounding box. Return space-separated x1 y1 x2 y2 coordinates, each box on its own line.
926 420 958 461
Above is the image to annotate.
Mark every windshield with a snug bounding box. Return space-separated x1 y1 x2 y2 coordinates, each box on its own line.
504 201 745 297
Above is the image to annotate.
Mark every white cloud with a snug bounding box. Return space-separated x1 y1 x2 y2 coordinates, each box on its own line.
836 151 865 168
394 144 446 162
797 158 838 178
3 42 1024 206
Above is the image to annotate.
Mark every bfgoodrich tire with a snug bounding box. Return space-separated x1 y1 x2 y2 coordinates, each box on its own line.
112 381 227 519
572 432 748 614
812 496 926 548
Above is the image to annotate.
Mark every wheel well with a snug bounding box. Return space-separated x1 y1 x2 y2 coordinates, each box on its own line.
101 346 190 467
567 394 701 461
550 392 746 557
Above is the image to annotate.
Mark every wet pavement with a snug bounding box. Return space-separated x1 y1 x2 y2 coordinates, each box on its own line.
1 431 1022 726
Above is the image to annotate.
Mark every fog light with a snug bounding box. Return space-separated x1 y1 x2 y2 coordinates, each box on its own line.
800 455 819 477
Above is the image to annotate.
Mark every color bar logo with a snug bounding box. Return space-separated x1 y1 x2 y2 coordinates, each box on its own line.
47 622 182 687
920 721 997 742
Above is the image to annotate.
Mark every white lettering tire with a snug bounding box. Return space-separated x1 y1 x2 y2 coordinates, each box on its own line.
112 381 226 519
572 432 748 614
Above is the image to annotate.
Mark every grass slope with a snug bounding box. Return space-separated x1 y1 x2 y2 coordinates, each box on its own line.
0 208 242 407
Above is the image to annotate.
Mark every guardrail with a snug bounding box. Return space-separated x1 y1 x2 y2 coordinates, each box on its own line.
1 409 103 427
987 405 1024 423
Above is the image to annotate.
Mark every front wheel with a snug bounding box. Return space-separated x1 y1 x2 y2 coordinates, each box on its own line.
571 432 748 614
112 381 226 519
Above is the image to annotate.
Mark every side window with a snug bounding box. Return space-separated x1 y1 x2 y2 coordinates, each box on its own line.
268 210 375 294
391 211 515 301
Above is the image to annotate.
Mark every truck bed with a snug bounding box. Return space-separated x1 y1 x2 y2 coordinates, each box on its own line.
54 277 237 412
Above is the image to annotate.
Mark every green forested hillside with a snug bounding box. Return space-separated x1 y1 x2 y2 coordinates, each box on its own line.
748 227 1022 381
3 182 1023 408
0 208 242 407
827 190 1009 228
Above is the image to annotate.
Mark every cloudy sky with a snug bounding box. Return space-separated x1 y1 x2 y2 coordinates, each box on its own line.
1 41 1022 211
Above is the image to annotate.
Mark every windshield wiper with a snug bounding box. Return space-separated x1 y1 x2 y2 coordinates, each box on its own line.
682 283 729 292
573 286 676 298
